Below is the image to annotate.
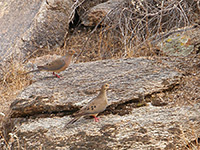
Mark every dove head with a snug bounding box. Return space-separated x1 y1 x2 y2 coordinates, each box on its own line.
102 83 109 90
67 50 76 56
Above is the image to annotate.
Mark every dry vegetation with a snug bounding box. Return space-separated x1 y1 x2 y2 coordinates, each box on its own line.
0 60 31 114
0 0 200 149
66 0 199 61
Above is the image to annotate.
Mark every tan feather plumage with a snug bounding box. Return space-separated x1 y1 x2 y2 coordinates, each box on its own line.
24 50 75 78
66 83 109 125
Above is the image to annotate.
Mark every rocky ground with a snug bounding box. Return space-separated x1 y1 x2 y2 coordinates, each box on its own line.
0 53 199 149
0 0 200 149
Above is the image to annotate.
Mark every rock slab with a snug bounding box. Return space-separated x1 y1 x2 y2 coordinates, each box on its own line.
3 57 199 150
11 57 181 117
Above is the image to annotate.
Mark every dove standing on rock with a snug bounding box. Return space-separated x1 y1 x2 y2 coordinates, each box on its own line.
67 83 110 125
24 50 75 78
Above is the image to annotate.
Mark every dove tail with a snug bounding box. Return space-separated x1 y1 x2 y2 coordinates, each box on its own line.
22 69 41 75
37 66 45 70
66 116 82 125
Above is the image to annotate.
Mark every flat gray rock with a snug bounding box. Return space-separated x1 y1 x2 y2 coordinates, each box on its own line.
10 57 182 117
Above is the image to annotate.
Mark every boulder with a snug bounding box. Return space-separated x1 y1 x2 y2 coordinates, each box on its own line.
0 0 74 62
81 0 123 26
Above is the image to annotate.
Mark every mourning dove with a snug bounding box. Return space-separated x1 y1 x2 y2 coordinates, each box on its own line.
24 50 75 78
67 83 109 125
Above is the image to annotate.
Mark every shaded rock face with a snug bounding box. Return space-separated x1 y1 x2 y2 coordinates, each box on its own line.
2 57 200 149
80 0 123 26
76 0 108 18
0 0 74 62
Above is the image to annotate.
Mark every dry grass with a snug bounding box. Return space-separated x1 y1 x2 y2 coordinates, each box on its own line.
0 59 33 149
0 60 32 121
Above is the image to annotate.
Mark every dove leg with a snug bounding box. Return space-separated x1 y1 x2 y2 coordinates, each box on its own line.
93 116 99 122
53 72 60 78
55 74 60 78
